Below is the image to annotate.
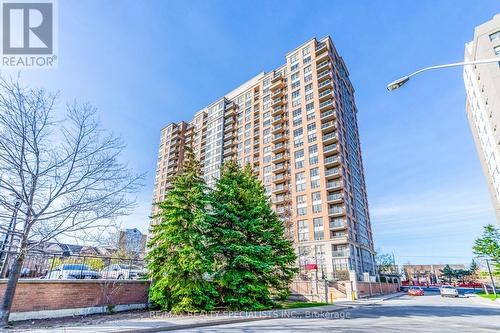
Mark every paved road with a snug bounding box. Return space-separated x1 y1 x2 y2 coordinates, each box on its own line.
174 292 500 333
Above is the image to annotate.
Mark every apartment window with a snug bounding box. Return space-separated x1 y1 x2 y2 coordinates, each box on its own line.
293 118 302 127
495 45 500 56
303 55 311 65
291 63 299 72
295 171 306 191
490 30 500 42
291 72 300 82
290 52 299 63
292 89 301 99
303 65 311 75
310 167 319 178
292 80 301 89
302 45 310 56
313 217 324 240
298 220 309 242
293 108 302 119
304 73 312 83
297 207 307 216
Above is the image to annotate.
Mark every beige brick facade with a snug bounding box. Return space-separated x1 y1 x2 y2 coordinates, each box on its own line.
152 37 376 280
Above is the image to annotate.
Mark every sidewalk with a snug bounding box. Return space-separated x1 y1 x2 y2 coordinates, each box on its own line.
5 293 403 333
4 304 350 333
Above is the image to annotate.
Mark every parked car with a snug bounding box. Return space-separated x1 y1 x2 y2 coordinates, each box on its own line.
100 264 146 280
440 285 459 297
45 264 100 280
408 286 424 296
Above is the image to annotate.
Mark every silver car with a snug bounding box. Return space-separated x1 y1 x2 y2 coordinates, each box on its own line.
440 285 459 297
45 264 100 279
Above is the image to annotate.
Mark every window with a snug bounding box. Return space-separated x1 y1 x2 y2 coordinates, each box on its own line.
495 45 500 56
313 217 324 240
298 220 309 241
295 171 306 191
303 65 311 75
290 52 299 63
490 30 500 42
302 45 310 56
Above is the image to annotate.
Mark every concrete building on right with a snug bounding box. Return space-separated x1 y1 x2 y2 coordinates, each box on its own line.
464 14 500 225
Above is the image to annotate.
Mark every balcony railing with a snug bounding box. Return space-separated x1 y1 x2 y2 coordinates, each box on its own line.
319 99 334 110
325 167 339 176
323 132 337 142
332 251 347 258
327 193 342 202
324 144 337 153
326 181 341 189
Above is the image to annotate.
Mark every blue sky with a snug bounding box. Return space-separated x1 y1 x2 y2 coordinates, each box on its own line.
9 0 500 265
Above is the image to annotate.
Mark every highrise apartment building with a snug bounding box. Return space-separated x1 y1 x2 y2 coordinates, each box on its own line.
464 14 500 225
152 37 376 280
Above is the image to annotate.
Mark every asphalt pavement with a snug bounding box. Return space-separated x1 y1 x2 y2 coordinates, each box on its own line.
173 292 500 333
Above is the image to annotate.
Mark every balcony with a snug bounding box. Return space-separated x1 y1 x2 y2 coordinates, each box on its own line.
332 251 348 258
224 140 236 149
272 152 288 163
274 194 290 204
271 105 285 117
329 218 345 229
325 167 340 179
272 163 287 173
326 180 341 190
272 133 288 143
321 120 336 133
316 42 327 54
325 155 340 166
272 89 284 98
223 148 234 157
328 206 345 216
272 142 287 154
317 70 331 82
271 97 285 108
224 131 234 140
272 124 286 134
319 99 334 111
316 60 330 71
327 193 343 203
272 114 286 125
273 173 288 183
320 110 336 122
318 89 333 102
324 143 338 156
318 79 333 92
271 72 283 83
225 117 235 126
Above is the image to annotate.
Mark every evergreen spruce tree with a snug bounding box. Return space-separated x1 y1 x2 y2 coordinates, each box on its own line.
146 148 217 313
210 161 297 310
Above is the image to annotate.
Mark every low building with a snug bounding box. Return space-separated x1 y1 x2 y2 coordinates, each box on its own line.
402 264 466 284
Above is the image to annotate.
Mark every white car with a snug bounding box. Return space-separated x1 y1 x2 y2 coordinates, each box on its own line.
440 285 459 297
100 264 146 280
45 264 100 279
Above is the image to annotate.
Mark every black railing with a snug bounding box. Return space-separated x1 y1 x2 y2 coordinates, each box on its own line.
0 250 147 280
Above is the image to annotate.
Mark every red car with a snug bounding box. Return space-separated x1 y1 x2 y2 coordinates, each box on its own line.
408 286 424 296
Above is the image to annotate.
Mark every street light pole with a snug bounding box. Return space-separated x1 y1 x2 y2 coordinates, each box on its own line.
386 57 500 91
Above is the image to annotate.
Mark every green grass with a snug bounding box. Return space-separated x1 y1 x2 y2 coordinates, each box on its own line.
477 292 499 300
277 301 329 309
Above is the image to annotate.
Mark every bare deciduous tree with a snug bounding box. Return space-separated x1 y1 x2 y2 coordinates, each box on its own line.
0 77 143 325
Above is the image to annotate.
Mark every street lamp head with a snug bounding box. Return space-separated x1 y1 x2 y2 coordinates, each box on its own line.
387 76 410 91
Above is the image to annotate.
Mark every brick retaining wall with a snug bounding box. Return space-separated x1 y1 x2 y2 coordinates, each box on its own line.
0 279 150 319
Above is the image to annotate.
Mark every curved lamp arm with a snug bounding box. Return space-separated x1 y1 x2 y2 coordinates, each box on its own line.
387 57 500 91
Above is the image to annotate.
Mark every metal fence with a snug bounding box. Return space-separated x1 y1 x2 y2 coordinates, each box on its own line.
0 250 147 280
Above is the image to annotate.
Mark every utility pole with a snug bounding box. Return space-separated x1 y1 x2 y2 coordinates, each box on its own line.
485 259 497 298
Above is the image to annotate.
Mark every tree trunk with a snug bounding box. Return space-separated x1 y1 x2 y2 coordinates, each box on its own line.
0 250 25 327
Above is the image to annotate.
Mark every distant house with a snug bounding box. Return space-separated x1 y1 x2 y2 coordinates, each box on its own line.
118 228 147 258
